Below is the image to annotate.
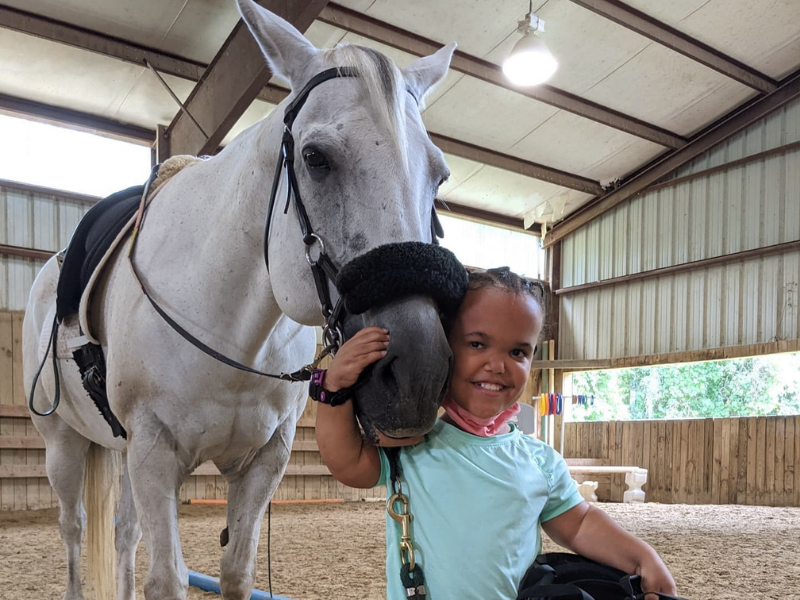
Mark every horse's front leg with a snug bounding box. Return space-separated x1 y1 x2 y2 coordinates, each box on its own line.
126 419 189 600
219 416 296 600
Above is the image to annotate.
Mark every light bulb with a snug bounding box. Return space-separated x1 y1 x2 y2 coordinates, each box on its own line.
503 31 558 86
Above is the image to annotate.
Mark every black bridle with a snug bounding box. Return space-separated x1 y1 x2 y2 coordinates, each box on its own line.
263 67 359 353
263 66 444 355
123 66 442 383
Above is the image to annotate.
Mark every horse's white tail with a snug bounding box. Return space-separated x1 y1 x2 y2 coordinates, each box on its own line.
84 443 121 600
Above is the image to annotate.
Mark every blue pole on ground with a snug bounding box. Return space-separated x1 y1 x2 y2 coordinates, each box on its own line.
188 571 294 600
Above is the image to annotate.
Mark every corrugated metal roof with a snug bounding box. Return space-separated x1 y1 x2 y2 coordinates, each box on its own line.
1 0 797 226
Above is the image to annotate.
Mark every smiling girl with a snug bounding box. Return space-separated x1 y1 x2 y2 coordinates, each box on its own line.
314 267 677 600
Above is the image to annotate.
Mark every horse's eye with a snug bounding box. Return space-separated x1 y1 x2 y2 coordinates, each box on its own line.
303 148 329 170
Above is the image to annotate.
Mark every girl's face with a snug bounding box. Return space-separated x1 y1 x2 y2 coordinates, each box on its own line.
447 287 543 420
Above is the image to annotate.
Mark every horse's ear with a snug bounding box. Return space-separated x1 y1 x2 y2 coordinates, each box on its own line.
402 42 457 105
236 0 320 87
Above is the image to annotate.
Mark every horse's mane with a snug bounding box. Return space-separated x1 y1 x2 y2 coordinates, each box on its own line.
325 44 409 170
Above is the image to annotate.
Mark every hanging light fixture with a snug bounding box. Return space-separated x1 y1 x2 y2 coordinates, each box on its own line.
502 1 558 87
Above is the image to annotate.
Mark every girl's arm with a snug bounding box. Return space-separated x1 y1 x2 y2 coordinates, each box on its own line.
316 397 382 488
542 503 677 598
314 327 387 488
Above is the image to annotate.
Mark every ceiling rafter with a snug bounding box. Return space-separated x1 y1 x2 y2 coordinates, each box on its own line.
436 200 539 234
318 3 686 149
0 4 204 80
0 4 289 106
164 0 330 157
544 68 800 246
566 0 778 94
0 92 154 143
429 133 603 195
0 93 532 232
0 7 602 195
229 86 599 194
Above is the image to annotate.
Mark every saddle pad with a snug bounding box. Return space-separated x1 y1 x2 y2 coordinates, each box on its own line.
56 184 143 321
54 155 206 344
38 306 82 360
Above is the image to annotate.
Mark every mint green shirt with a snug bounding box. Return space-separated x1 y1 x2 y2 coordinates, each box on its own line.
378 419 584 600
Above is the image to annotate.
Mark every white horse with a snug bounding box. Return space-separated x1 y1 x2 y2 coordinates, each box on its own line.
22 1 456 598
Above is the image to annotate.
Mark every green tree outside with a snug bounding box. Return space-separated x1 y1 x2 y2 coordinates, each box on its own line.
569 353 800 421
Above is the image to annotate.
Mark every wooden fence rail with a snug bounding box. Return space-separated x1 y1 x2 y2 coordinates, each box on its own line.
560 416 800 507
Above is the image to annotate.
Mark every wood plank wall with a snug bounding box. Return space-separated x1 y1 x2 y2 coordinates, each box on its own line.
560 417 800 507
0 311 384 510
0 312 56 510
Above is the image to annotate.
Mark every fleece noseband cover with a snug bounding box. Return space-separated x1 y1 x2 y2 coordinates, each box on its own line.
337 242 468 316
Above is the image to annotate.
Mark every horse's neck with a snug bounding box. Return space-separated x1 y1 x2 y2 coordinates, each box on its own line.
142 118 295 362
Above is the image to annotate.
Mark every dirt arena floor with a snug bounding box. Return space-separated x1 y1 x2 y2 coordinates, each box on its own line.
1 501 798 600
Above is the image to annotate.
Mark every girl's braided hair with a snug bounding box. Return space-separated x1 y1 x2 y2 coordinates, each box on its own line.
466 266 546 307
443 267 546 335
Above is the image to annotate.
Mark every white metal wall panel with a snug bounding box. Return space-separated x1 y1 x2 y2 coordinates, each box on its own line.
562 130 800 282
674 97 800 179
783 253 799 339
610 286 627 358
0 185 90 311
559 97 800 360
560 252 800 359
562 101 800 287
612 208 628 279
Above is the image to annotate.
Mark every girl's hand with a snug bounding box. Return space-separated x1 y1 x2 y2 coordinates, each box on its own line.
325 327 389 392
637 553 677 599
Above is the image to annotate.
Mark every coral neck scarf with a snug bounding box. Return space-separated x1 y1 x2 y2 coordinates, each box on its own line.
442 396 520 437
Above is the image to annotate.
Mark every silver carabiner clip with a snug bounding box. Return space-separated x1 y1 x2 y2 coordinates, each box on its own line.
322 323 344 354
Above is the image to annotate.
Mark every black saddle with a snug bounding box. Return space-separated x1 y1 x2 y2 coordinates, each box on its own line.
52 183 144 440
56 184 143 321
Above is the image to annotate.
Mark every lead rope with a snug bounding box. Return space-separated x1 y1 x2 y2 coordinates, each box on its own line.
268 501 273 598
386 448 427 599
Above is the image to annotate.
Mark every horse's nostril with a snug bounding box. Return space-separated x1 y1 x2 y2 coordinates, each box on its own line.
382 355 397 379
375 355 399 393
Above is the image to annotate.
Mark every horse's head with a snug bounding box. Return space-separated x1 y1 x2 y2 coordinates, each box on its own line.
238 0 460 440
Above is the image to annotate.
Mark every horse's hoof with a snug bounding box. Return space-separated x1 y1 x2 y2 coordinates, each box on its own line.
220 526 229 547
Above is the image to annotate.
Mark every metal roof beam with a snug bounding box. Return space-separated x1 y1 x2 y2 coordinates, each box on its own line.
0 5 290 106
0 6 604 197
544 68 800 246
429 134 603 195
164 0 329 157
0 87 600 198
567 0 778 94
436 200 540 234
319 3 686 149
0 103 538 234
0 5 204 80
0 92 154 143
